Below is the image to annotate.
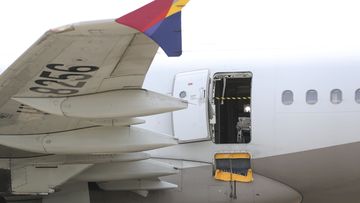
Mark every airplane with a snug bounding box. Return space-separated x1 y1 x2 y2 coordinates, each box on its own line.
0 0 360 202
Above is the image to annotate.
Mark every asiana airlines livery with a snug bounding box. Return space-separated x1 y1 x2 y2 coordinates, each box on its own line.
0 0 359 203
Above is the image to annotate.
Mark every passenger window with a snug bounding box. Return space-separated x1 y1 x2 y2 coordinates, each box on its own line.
282 90 293 105
306 90 318 105
330 89 342 104
355 89 360 104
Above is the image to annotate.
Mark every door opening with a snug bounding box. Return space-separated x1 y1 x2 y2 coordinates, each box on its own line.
211 72 252 144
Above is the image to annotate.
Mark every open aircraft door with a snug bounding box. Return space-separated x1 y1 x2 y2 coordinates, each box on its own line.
172 70 210 142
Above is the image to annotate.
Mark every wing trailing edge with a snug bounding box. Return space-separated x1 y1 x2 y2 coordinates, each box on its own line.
116 0 190 57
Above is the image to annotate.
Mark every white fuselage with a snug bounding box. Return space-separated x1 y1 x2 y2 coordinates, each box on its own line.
93 51 357 203
140 51 360 162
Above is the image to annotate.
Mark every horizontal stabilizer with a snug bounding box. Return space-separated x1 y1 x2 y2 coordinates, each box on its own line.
116 0 190 56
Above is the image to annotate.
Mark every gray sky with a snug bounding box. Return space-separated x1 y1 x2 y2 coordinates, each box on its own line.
1 0 360 71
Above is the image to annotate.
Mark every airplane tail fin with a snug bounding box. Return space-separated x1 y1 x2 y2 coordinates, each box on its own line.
116 0 190 57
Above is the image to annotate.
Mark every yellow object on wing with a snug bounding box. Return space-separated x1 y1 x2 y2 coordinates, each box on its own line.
214 169 254 183
214 153 253 183
215 153 251 159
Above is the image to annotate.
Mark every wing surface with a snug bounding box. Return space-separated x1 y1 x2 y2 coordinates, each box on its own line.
0 0 189 157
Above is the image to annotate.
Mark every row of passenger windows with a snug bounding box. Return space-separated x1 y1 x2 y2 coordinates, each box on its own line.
282 89 360 105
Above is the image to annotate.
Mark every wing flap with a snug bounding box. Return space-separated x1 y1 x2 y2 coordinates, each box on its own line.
98 179 177 191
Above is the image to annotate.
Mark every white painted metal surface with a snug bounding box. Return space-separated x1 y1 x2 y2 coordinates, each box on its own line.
13 153 150 167
43 182 90 203
75 160 178 182
172 70 210 141
13 89 188 119
98 179 177 191
11 164 90 195
0 126 177 154
1 0 360 201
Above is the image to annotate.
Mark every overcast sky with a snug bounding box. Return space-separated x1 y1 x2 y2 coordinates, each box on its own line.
1 0 360 72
